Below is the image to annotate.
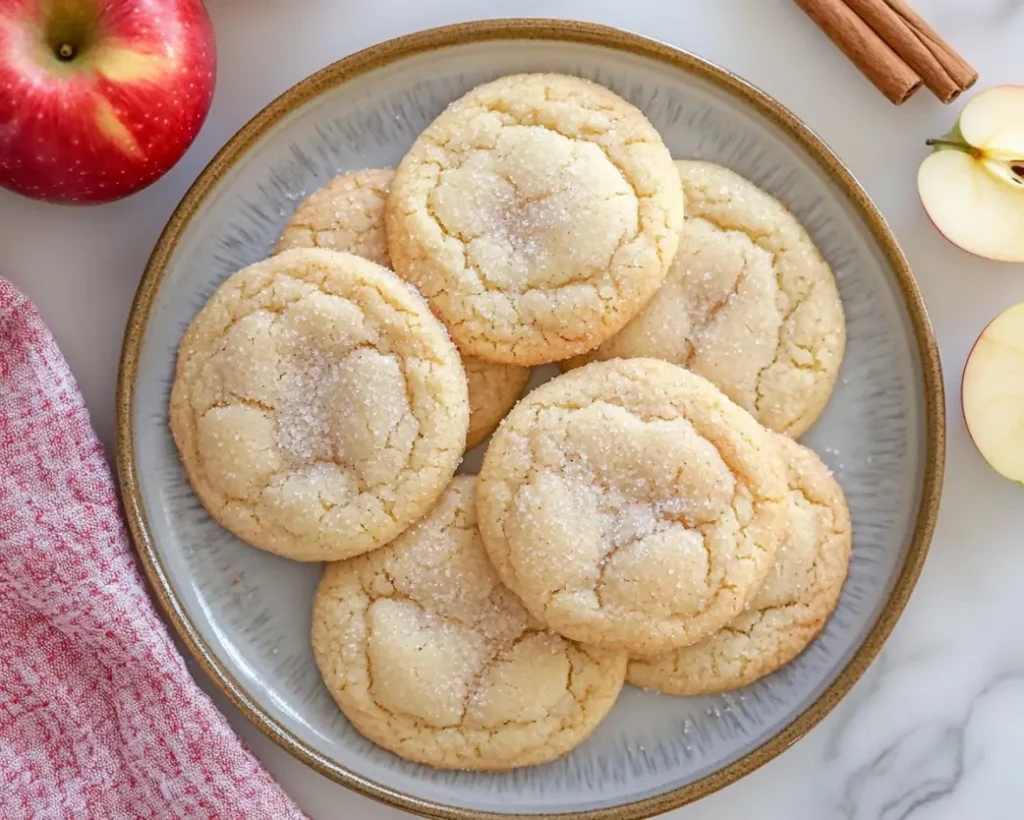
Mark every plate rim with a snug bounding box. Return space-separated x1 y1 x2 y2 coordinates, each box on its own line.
115 18 945 820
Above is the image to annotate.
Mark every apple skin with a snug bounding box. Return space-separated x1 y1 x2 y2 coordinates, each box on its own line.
962 302 1024 483
0 0 216 204
917 85 1024 263
918 153 1024 264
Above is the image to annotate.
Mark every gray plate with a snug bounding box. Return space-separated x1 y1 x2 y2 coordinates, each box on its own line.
117 20 944 820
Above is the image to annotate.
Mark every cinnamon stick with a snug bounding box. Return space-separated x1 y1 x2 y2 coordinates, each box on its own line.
794 0 923 105
879 0 977 92
844 0 978 102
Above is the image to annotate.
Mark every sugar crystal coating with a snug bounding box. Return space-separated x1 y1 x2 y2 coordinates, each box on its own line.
386 74 684 366
476 358 789 656
566 161 846 437
627 433 852 694
275 168 394 265
311 476 627 769
278 168 531 449
169 247 469 561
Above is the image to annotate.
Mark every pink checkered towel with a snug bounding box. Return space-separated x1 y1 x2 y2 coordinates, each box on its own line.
0 278 305 819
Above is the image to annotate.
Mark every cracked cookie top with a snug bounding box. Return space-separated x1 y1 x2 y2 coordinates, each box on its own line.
169 247 469 562
566 161 846 437
311 476 627 769
275 168 394 265
476 358 788 656
465 357 532 451
385 74 684 366
627 433 852 694
276 168 531 450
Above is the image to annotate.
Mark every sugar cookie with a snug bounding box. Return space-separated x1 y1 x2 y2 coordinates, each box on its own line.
169 248 469 562
565 161 845 437
311 476 627 769
465 357 531 450
275 168 393 265
476 358 788 656
278 168 529 449
386 73 684 366
627 434 851 694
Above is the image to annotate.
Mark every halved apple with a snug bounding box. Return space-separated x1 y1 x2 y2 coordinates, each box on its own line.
918 86 1024 263
963 302 1024 482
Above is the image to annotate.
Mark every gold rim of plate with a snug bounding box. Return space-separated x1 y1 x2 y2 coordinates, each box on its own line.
115 18 946 820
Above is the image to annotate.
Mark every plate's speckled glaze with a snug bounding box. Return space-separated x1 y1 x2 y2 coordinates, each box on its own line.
116 21 944 820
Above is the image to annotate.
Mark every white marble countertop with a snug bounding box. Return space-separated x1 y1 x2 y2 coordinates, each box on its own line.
4 0 1024 817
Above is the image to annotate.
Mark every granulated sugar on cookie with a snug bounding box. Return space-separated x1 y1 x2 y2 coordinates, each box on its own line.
476 358 789 657
463 356 531 450
275 168 394 265
311 476 627 769
278 168 530 449
386 73 684 366
169 247 469 561
566 160 845 437
627 433 852 694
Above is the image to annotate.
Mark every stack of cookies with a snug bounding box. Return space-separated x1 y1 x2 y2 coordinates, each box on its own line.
170 73 852 771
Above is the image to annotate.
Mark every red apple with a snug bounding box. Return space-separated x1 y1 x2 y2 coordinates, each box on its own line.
0 0 216 204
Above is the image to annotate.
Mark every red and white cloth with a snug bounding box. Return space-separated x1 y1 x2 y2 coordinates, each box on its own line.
0 278 305 819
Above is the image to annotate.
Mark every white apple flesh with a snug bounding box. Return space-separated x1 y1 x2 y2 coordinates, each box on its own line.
918 86 1024 263
963 302 1024 483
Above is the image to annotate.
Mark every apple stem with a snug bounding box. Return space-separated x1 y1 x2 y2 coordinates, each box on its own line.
57 43 75 61
925 137 982 158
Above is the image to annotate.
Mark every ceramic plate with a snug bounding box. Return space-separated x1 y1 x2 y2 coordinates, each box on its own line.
117 19 944 820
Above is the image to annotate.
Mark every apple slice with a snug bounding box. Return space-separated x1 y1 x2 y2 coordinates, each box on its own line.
918 86 1024 263
963 302 1024 482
